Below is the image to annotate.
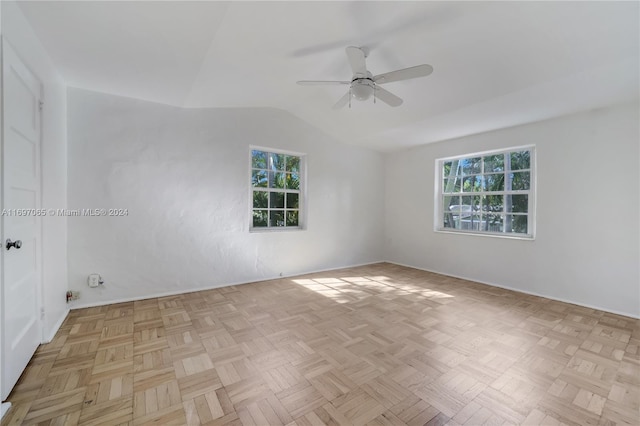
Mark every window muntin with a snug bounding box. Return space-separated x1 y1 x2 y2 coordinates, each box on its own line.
436 147 535 238
251 148 304 230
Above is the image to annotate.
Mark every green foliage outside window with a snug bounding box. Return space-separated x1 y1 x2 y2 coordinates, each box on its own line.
251 149 303 229
441 149 533 235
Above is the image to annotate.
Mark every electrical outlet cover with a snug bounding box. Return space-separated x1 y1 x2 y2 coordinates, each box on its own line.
88 274 100 288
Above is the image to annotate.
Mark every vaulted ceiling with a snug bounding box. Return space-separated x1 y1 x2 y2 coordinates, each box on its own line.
17 1 639 151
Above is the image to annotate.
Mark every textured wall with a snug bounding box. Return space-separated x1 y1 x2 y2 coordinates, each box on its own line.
385 102 640 318
67 88 384 306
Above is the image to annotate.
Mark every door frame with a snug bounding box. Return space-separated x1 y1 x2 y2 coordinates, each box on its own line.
0 36 46 402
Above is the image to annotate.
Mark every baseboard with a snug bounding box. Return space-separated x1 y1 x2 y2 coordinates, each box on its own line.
43 308 70 343
1 402 11 420
386 261 640 320
59 259 639 322
68 260 385 311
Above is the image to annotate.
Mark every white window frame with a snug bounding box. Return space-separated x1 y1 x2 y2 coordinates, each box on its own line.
434 145 536 240
249 146 307 232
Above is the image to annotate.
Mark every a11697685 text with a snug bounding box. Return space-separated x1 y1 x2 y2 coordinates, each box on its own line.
0 208 128 217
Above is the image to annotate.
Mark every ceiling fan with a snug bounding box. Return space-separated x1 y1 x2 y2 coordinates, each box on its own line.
297 46 433 109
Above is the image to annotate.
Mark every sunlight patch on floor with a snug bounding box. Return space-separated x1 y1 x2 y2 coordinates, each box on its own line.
291 275 454 303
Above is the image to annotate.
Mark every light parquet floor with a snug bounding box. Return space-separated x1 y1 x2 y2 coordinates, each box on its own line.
2 263 639 425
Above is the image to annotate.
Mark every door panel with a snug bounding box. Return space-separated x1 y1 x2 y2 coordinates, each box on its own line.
1 40 42 400
6 131 38 177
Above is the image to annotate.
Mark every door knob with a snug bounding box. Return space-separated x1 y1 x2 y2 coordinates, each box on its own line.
6 239 22 250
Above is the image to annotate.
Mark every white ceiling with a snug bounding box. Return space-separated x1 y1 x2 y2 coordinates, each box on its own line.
17 1 639 152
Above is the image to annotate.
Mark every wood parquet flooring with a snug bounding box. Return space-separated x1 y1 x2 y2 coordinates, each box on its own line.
2 263 639 425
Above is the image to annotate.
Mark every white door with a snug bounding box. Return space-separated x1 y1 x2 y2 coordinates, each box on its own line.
1 39 43 400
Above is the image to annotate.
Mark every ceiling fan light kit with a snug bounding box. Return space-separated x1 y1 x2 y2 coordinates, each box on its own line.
351 76 374 101
297 46 433 109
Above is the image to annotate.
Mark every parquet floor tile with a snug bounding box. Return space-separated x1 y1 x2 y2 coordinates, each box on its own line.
2 263 638 425
329 388 385 426
276 382 327 419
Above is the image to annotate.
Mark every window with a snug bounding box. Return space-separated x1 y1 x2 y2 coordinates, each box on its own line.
435 146 535 238
250 148 304 230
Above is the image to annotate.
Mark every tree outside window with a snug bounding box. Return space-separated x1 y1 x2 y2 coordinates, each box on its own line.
437 147 535 238
251 149 304 230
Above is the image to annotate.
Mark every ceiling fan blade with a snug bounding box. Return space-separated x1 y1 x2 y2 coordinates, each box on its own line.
375 86 403 107
297 80 350 85
345 46 367 76
373 64 433 84
332 92 350 110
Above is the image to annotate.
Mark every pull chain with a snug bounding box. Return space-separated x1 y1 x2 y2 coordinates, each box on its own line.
349 88 352 109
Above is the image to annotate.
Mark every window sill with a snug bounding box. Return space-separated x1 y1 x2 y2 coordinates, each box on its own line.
434 228 535 240
250 227 305 233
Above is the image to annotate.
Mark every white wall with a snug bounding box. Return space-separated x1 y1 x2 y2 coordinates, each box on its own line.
385 102 640 318
67 88 384 306
2 2 68 340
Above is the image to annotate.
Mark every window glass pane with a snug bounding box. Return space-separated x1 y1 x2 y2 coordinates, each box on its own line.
252 170 267 187
506 215 527 233
252 210 268 227
483 214 504 232
443 161 451 176
286 193 299 209
286 156 300 173
288 172 300 190
461 157 481 175
484 173 504 191
270 153 286 171
270 172 286 189
444 196 460 229
460 212 479 231
509 171 530 190
286 211 299 227
270 192 284 208
253 191 268 208
483 195 503 213
472 195 482 212
460 195 473 210
270 210 285 227
443 176 461 193
462 176 477 192
442 160 460 178
510 151 530 170
444 196 460 213
443 212 458 229
251 150 267 169
509 195 528 213
483 154 504 173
